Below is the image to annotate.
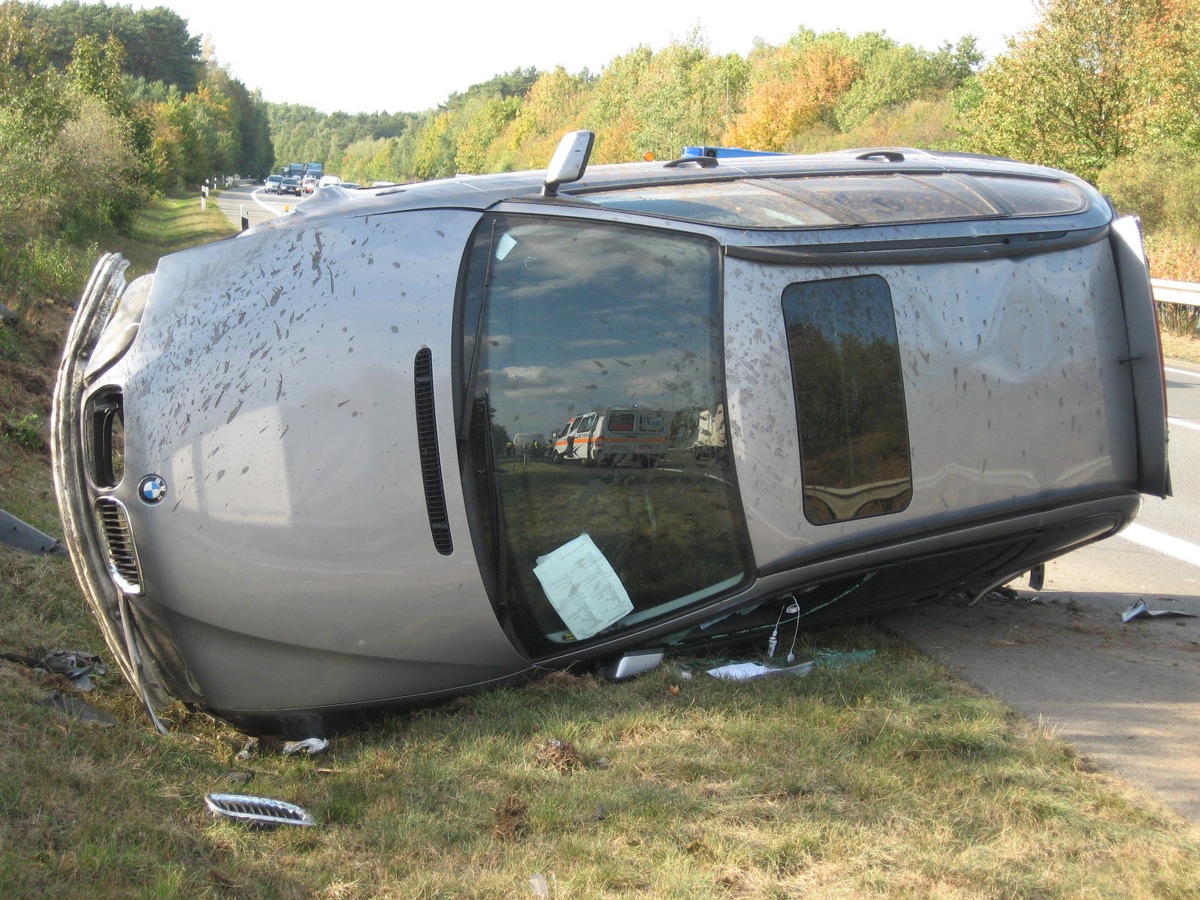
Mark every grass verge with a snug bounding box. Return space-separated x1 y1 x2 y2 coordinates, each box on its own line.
96 189 238 278
2 196 1199 897
1 627 1199 897
1159 332 1200 366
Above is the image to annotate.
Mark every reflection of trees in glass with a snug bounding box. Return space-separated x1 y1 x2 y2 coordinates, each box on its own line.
783 276 912 524
498 463 746 627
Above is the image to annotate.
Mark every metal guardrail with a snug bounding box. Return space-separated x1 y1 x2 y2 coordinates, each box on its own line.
1152 278 1200 308
805 477 912 522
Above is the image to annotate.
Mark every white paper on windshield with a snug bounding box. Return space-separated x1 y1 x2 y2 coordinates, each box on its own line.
533 533 633 640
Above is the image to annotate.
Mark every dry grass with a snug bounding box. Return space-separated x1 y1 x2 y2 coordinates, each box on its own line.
6 609 1199 896
1159 332 1200 366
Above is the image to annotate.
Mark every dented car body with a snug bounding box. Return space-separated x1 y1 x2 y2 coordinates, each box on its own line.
52 133 1169 735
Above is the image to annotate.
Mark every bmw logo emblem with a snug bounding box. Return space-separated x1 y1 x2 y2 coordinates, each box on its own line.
138 475 167 504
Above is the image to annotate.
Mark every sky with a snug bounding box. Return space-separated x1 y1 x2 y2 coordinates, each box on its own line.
97 0 1043 115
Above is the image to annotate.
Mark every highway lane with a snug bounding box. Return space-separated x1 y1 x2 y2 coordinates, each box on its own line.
1120 362 1200 562
212 180 302 230
1166 361 1200 425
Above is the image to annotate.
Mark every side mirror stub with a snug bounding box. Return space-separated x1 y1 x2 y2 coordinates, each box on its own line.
543 131 596 197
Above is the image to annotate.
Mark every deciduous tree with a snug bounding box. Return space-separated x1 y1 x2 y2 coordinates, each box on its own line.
963 0 1193 178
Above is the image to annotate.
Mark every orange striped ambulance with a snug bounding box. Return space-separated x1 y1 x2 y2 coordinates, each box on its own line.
551 407 668 468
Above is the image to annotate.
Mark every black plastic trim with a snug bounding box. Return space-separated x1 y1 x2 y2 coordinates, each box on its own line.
726 224 1109 265
415 347 453 555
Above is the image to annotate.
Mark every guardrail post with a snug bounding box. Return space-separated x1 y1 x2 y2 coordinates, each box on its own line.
240 204 249 232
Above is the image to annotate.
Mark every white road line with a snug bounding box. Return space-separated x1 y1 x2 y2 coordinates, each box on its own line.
1121 523 1200 567
1165 366 1200 378
250 189 281 213
1170 417 1200 431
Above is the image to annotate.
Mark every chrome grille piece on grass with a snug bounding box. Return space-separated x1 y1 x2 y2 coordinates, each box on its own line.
204 793 316 828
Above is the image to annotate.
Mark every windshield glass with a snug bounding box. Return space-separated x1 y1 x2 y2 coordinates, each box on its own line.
459 214 752 657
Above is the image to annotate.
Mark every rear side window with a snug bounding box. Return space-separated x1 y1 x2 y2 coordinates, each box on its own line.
782 275 912 524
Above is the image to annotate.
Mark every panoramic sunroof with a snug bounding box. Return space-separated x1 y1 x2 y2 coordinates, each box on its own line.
579 172 1088 228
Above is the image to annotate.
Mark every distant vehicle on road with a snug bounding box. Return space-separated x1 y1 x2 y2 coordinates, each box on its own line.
280 176 302 196
264 174 283 194
302 175 318 194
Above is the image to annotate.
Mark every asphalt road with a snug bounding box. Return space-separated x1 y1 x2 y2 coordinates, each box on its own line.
212 180 299 230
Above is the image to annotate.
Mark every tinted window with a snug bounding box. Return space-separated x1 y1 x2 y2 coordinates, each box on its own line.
782 275 912 524
460 215 751 656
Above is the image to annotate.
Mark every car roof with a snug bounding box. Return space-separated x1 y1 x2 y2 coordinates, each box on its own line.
269 144 1111 238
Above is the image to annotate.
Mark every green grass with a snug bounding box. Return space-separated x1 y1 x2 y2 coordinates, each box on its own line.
2 195 1199 897
95 189 238 278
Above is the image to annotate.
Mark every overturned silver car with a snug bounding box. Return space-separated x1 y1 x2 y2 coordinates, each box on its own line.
53 132 1169 735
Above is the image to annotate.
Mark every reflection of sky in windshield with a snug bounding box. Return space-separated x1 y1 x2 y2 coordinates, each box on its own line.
473 218 722 437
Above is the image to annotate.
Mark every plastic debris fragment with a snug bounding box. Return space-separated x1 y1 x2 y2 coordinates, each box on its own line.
706 648 876 680
38 692 118 726
1121 598 1198 623
1 649 106 690
41 650 106 690
282 737 329 755
0 508 69 555
235 737 258 760
707 661 812 680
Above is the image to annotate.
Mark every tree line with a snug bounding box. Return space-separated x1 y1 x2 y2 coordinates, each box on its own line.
3 0 1199 298
0 0 272 302
274 1 1199 278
